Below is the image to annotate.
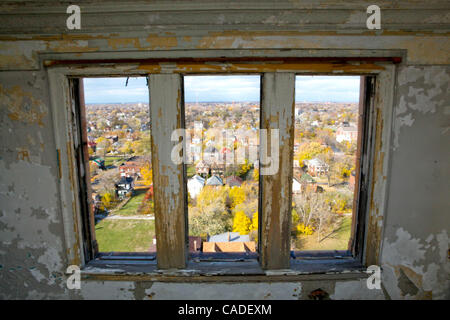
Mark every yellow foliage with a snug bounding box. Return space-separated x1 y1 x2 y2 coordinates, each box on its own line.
196 186 229 211
101 192 114 209
229 186 246 209
252 168 259 182
297 141 331 165
297 223 314 235
232 211 252 235
140 164 153 186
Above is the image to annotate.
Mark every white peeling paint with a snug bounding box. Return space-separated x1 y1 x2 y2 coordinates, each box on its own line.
331 280 385 300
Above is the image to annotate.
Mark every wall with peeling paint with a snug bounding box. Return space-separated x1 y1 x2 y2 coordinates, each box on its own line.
0 1 448 299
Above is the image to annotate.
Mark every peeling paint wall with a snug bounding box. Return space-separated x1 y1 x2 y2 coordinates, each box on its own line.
0 0 449 299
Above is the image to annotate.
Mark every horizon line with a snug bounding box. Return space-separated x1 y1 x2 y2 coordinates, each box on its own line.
85 100 359 104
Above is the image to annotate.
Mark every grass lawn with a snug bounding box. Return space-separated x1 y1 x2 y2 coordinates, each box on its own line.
103 156 127 167
293 216 352 251
114 189 148 216
95 219 155 252
186 165 196 179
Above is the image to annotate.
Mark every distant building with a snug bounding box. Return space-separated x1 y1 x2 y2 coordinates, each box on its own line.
336 125 358 143
304 158 329 176
187 174 205 198
206 175 223 186
204 232 256 253
119 161 142 177
115 176 134 199
226 176 243 187
196 160 209 175
292 178 302 193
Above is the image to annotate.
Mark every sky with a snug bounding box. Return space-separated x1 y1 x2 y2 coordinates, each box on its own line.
83 75 360 104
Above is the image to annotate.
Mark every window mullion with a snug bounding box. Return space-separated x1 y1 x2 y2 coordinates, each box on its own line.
259 72 295 269
148 74 187 269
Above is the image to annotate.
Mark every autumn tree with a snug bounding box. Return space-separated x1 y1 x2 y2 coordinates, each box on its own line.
96 137 111 158
229 186 246 209
252 168 259 182
140 164 153 186
232 210 252 235
296 141 332 165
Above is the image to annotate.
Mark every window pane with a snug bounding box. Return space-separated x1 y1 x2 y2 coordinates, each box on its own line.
82 77 155 253
291 76 360 252
184 75 260 256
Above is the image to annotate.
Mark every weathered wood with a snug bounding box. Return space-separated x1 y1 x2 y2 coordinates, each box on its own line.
259 72 295 270
148 74 187 269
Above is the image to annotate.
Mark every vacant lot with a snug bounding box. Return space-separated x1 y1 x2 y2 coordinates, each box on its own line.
95 219 155 252
293 215 352 251
113 189 148 216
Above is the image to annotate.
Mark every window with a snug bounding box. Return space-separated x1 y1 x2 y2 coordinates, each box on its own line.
184 75 260 258
49 56 396 274
74 77 156 258
290 76 361 255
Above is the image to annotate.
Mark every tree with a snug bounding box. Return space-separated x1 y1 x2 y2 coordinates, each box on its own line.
96 136 111 158
237 159 251 178
140 164 153 186
250 211 258 231
252 168 259 182
134 132 151 155
119 141 134 155
232 210 252 235
101 191 116 210
229 186 246 209
189 206 232 237
297 141 331 165
294 192 337 242
196 186 230 213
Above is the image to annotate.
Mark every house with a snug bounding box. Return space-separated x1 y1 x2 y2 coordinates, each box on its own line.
226 175 243 187
115 176 134 199
206 175 223 186
292 177 302 193
187 174 205 198
336 125 358 143
203 232 256 253
119 161 142 177
304 158 329 176
195 160 209 175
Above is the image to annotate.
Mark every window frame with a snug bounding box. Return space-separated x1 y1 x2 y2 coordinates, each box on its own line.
47 54 397 278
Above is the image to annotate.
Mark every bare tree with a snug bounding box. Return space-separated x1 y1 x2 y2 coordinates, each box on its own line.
295 191 336 242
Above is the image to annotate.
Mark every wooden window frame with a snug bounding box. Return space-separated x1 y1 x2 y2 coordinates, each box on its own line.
47 53 397 278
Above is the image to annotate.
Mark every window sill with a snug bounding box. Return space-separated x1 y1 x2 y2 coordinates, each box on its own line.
81 256 367 282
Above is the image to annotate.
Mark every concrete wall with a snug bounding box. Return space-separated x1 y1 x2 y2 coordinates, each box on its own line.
0 0 448 299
